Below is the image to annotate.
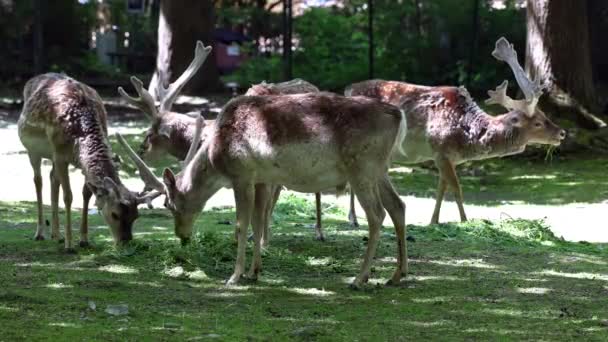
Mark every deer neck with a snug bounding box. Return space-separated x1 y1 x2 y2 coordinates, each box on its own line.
76 118 121 188
452 92 525 160
160 115 199 161
179 133 228 210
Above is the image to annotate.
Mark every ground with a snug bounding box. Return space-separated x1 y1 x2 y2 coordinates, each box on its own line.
1 103 607 340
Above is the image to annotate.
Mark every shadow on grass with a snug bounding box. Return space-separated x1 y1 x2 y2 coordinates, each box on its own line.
390 156 608 206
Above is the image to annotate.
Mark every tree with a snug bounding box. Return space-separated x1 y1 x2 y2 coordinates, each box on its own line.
525 0 606 129
149 0 219 96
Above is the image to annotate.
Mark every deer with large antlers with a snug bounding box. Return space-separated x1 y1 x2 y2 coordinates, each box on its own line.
345 37 565 225
117 77 408 287
18 73 153 251
118 44 326 244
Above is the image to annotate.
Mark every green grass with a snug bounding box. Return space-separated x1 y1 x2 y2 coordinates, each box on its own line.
1 196 607 341
389 155 608 206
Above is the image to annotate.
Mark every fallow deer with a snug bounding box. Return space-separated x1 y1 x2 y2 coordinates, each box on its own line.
119 45 324 243
116 91 408 288
345 37 565 225
18 73 154 251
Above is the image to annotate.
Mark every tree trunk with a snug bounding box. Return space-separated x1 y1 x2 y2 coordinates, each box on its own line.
525 0 606 129
149 0 219 96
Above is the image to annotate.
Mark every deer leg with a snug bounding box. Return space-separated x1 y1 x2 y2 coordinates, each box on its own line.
378 175 408 285
49 166 62 241
261 185 281 247
439 159 467 222
54 160 74 253
348 189 360 227
227 181 255 285
314 192 325 241
80 184 92 248
430 177 447 225
350 182 385 289
28 155 45 240
248 184 271 280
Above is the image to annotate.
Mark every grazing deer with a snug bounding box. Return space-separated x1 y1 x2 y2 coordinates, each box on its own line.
18 73 154 251
117 90 408 288
345 37 565 225
119 44 325 243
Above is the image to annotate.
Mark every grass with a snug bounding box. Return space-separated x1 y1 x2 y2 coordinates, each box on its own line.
389 154 608 206
1 196 607 341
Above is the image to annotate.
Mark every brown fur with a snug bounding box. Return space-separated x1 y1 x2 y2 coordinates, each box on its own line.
136 79 325 244
18 73 141 249
346 79 565 224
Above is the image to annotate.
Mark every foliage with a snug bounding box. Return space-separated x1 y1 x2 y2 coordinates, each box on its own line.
228 0 526 95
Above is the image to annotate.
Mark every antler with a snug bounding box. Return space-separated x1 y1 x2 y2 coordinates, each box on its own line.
487 37 542 115
118 76 159 119
182 116 205 167
157 41 212 113
115 133 165 194
485 80 532 114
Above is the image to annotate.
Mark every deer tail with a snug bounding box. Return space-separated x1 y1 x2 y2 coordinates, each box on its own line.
391 108 407 158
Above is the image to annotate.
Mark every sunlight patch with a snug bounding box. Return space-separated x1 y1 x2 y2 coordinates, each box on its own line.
98 264 139 274
509 175 556 180
152 226 168 231
287 287 335 297
48 322 80 328
517 287 552 294
16 262 57 268
306 257 333 266
425 258 499 269
535 270 608 281
410 275 465 281
389 166 413 174
403 320 452 327
45 282 73 289
0 305 18 312
411 296 453 303
206 291 251 298
128 281 162 288
162 266 209 280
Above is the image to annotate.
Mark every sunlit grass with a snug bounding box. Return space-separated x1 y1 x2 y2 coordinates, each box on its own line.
1 175 607 340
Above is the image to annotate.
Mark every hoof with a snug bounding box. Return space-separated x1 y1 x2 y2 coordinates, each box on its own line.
225 274 244 286
245 272 259 282
64 247 77 254
79 240 91 248
385 278 401 287
348 282 361 290
314 235 326 242
350 221 359 228
34 235 45 241
406 235 416 242
53 236 65 243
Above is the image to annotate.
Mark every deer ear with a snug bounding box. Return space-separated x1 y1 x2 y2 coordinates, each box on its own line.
162 168 177 192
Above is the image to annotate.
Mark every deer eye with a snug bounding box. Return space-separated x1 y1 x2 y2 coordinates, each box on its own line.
510 117 519 124
534 121 543 128
111 212 119 220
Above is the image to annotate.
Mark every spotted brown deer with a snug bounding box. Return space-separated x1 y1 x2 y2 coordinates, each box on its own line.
119 45 325 244
345 37 565 225
117 91 408 288
18 73 154 251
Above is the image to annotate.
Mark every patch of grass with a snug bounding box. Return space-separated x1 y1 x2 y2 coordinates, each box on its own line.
0 195 607 340
390 156 608 206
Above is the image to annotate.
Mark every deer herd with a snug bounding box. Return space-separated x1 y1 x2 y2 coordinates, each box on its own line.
17 37 565 288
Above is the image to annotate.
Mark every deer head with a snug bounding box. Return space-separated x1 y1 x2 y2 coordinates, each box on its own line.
116 116 214 242
118 41 212 160
485 37 565 146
